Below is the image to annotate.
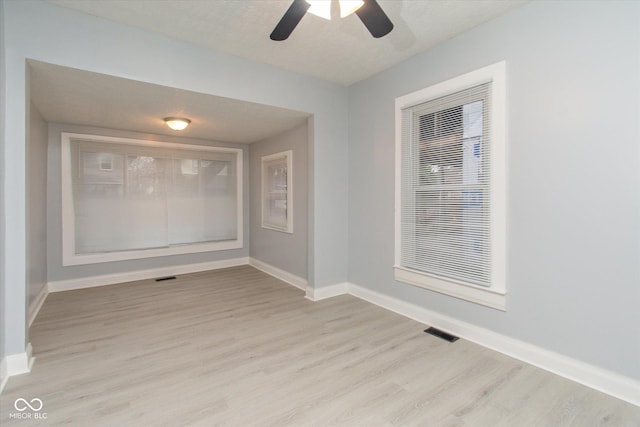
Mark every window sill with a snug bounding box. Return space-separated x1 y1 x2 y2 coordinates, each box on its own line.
261 224 293 234
394 266 506 311
63 239 243 266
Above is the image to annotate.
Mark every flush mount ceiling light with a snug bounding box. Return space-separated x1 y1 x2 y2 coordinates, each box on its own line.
164 117 191 131
271 0 393 41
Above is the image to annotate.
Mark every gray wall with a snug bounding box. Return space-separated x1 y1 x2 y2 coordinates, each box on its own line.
348 0 640 380
47 123 250 282
2 0 348 356
27 101 47 306
0 0 6 364
250 122 308 280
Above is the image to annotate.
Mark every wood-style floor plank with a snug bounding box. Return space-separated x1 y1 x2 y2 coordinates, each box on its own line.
1 266 638 426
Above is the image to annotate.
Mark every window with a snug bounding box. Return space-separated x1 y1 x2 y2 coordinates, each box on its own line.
98 154 113 171
61 133 243 265
395 61 506 310
261 150 293 233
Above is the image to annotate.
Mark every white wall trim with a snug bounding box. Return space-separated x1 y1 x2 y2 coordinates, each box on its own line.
48 257 250 292
0 357 7 394
347 282 640 407
249 258 307 290
0 343 34 394
305 282 348 301
394 266 506 311
28 284 49 327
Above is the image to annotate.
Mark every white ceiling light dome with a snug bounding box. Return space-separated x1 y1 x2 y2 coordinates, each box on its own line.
164 117 191 131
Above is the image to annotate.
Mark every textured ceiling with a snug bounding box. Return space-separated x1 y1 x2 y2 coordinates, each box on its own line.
33 1 528 142
47 0 528 86
29 61 310 144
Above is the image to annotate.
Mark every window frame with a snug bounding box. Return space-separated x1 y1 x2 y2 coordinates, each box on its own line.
61 132 244 266
394 61 507 311
261 150 293 234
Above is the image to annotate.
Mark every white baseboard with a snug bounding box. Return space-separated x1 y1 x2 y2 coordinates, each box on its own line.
249 258 307 290
0 343 34 394
48 257 250 292
348 283 640 407
305 282 348 301
28 284 49 327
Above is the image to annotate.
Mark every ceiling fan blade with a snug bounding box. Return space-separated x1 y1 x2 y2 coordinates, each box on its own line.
355 0 393 38
270 0 311 41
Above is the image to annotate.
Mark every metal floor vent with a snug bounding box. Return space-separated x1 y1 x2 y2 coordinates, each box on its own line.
424 327 459 343
155 276 177 282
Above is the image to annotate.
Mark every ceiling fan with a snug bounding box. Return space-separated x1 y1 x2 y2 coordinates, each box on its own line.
270 0 394 41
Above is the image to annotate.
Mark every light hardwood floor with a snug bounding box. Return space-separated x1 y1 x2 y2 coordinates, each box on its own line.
1 266 638 426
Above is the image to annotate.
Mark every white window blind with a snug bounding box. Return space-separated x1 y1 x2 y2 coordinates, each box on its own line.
400 83 492 287
65 135 241 262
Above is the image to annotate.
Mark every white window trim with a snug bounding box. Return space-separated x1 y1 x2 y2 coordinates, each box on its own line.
61 132 244 266
394 61 507 311
261 150 293 233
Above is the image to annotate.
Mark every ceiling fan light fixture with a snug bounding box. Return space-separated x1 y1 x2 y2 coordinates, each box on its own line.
272 0 391 41
339 0 364 18
305 0 331 20
305 0 363 20
164 117 191 131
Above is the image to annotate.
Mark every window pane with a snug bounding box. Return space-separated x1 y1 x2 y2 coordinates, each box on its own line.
127 155 169 197
168 158 237 245
418 106 463 186
261 150 293 233
409 189 489 285
75 152 169 253
122 155 170 251
263 156 289 230
401 83 492 287
201 160 237 242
